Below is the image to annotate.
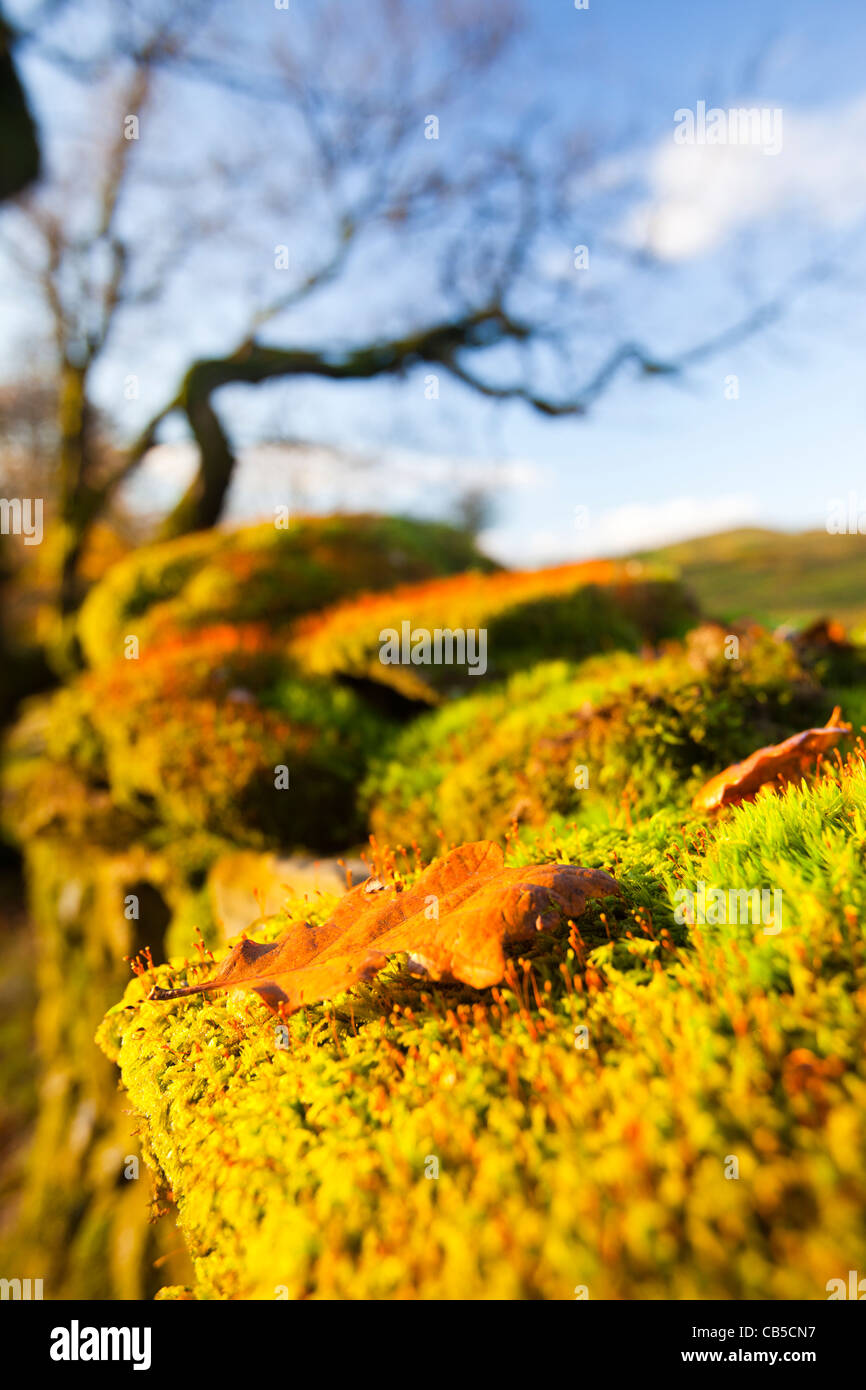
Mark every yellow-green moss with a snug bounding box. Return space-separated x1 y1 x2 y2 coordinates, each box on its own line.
3 624 393 854
363 626 825 854
2 837 200 1297
78 514 496 669
98 761 866 1299
290 560 697 701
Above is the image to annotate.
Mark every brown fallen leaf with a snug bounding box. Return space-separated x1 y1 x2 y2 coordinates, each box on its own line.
149 840 621 1015
692 707 851 814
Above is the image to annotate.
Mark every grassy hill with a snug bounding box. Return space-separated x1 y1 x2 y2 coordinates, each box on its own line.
636 527 866 633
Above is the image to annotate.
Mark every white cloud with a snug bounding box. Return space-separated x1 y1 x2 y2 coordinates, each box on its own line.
121 440 543 522
229 445 542 516
117 451 763 570
480 493 761 567
617 94 866 261
119 442 198 514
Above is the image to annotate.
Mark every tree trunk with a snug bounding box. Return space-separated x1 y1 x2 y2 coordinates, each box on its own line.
57 361 97 619
158 390 236 540
153 312 511 538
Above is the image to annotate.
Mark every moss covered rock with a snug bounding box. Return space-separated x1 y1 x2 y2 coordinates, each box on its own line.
4 624 393 855
290 559 698 702
1 836 201 1298
0 624 390 1296
78 514 495 669
98 753 866 1299
362 624 826 855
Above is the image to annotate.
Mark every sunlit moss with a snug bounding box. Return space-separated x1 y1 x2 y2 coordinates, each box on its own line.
290 560 697 700
3 624 392 853
363 625 826 854
78 513 495 668
10 535 866 1302
98 755 866 1299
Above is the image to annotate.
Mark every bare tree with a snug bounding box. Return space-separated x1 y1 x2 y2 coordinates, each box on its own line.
3 0 534 618
2 3 228 618
0 0 841 636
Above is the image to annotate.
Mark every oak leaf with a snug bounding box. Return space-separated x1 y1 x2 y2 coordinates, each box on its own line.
149 840 621 1016
691 707 851 814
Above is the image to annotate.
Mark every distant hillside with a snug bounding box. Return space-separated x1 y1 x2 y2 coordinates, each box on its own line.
634 527 866 633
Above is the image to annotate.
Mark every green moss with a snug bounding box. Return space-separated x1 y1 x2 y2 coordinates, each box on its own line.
78 514 495 668
98 754 866 1299
291 564 698 701
11 521 866 1303
363 625 823 854
2 837 199 1298
484 576 696 667
3 625 394 855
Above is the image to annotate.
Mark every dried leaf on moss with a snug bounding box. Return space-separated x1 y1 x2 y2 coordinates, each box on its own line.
149 839 621 1015
692 706 851 813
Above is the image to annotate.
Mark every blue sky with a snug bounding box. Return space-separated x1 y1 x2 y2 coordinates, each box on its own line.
3 0 866 563
459 0 866 560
